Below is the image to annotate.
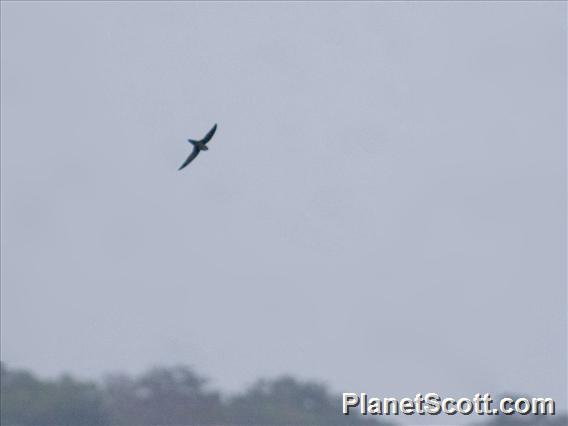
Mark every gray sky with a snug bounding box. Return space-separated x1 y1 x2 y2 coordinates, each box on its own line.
1 2 566 424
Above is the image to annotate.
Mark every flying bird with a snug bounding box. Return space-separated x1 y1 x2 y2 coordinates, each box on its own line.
178 123 218 171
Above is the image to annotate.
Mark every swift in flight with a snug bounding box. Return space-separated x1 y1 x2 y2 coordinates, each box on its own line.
178 124 218 171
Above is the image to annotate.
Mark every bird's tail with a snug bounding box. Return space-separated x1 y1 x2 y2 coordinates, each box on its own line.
188 139 199 145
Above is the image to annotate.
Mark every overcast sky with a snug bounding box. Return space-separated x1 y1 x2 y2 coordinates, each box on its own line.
1 2 566 424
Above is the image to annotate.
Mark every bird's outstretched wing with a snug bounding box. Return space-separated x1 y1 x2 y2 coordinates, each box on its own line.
201 124 218 144
178 147 200 170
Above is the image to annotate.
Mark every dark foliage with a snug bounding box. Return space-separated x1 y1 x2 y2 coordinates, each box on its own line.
1 363 107 425
228 376 373 425
1 363 375 425
104 366 224 425
1 362 565 425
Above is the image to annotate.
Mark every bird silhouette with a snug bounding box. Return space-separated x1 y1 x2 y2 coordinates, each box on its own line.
178 124 218 171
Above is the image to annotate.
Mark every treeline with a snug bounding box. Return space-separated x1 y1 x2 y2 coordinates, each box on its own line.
1 362 565 425
0 362 378 425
